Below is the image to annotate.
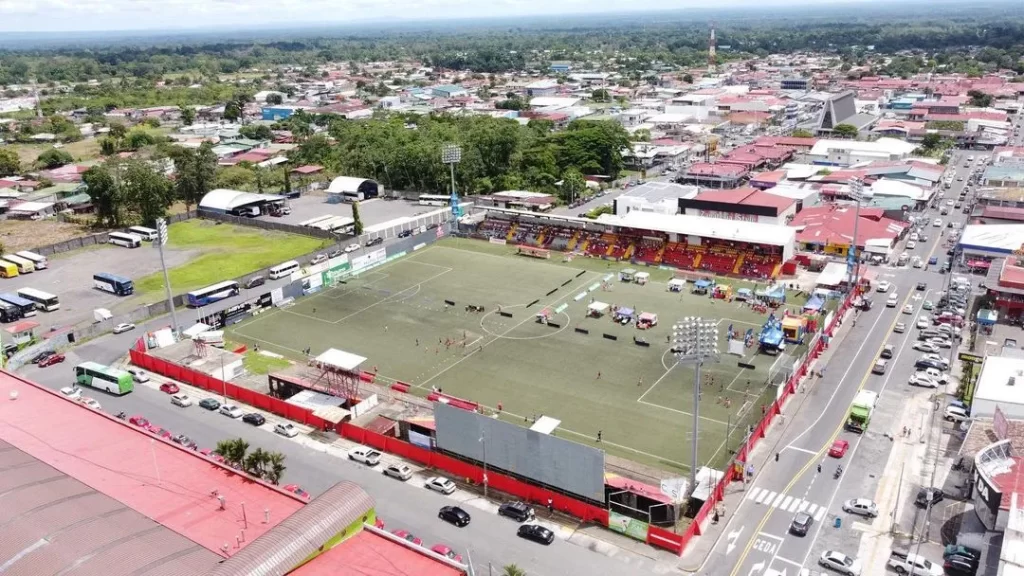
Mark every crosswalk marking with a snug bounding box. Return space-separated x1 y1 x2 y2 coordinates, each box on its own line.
813 507 826 522
780 496 793 510
757 490 773 504
747 487 763 501
798 500 809 513
771 493 786 508
807 504 818 516
786 498 801 512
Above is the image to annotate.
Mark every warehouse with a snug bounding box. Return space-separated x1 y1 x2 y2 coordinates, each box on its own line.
198 188 287 217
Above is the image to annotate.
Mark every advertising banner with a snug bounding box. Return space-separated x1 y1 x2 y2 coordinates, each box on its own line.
609 511 650 541
322 261 352 286
302 273 324 295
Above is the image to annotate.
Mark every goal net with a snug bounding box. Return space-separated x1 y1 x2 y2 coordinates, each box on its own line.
517 245 551 259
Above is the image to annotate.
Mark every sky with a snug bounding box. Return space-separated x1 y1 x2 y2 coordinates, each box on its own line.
0 0 891 33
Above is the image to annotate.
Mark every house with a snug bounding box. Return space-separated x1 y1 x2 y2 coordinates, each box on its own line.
814 91 878 136
526 80 559 98
8 200 55 220
676 163 750 189
550 62 572 74
431 85 468 99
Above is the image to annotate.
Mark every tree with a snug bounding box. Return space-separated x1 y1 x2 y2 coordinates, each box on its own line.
264 451 287 484
790 128 814 138
283 169 292 197
634 128 651 142
214 438 250 469
173 142 217 211
503 565 527 576
682 73 694 84
265 93 283 105
37 147 74 168
123 158 174 225
240 124 274 141
179 105 195 126
83 162 124 227
215 165 256 189
560 169 587 203
0 148 20 176
921 133 943 150
591 88 610 102
967 89 993 108
832 124 859 139
223 100 242 122
352 201 364 235
108 122 127 140
99 136 118 156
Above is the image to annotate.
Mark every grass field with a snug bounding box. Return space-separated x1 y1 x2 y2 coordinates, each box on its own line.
227 238 814 474
133 220 326 301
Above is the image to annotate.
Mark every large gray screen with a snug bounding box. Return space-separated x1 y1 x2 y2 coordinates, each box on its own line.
434 402 605 501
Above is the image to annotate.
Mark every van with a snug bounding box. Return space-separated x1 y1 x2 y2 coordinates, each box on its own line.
872 360 888 374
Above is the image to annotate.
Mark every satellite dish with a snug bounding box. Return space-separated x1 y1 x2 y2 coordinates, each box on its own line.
9 390 18 400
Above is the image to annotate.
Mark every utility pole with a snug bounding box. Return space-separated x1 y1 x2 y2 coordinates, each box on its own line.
480 432 488 499
848 178 865 292
155 218 180 335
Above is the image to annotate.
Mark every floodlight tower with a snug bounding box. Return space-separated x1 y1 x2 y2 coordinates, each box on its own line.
848 178 866 292
442 144 463 224
673 317 721 493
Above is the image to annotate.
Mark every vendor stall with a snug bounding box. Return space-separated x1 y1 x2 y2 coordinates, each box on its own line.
977 309 997 335
781 316 806 344
693 279 713 295
620 268 637 282
614 307 635 325
637 312 658 329
635 271 650 286
802 294 824 313
588 301 610 318
713 284 732 300
668 278 687 292
735 288 753 301
536 308 553 324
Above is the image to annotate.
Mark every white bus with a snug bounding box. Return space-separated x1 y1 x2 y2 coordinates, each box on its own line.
300 215 334 227
127 226 158 241
15 251 47 270
17 287 59 311
269 260 300 279
2 254 34 274
418 194 451 207
109 232 142 248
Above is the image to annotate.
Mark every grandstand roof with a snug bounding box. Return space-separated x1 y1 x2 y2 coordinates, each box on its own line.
597 211 796 248
199 188 284 211
0 370 305 573
291 530 464 576
959 224 1024 255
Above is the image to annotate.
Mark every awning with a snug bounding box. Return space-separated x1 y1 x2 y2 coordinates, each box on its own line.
639 312 657 322
668 278 686 287
695 279 713 288
617 307 635 318
588 301 610 314
530 416 561 435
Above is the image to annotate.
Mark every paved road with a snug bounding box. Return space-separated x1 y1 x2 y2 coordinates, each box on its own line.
707 151 983 576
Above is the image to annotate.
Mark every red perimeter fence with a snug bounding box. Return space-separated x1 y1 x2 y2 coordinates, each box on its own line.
129 297 850 557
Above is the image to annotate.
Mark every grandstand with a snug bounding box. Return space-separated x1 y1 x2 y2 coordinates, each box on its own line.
470 207 795 280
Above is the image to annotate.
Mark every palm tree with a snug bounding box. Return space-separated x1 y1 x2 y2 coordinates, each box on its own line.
244 447 269 477
264 451 287 484
503 565 527 576
214 438 249 469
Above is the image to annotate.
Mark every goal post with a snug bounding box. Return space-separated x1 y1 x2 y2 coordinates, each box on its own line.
516 245 551 259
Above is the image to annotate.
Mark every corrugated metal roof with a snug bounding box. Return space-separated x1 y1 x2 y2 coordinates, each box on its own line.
206 481 375 576
0 439 221 575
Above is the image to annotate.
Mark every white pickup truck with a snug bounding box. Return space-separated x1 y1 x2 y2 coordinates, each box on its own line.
887 550 943 576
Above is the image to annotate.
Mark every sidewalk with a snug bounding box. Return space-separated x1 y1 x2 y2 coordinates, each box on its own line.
679 306 858 572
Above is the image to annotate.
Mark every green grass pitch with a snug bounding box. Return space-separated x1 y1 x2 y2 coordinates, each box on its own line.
228 238 812 475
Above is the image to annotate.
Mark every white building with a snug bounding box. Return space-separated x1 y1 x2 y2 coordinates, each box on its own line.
971 355 1024 420
613 182 698 216
806 137 918 166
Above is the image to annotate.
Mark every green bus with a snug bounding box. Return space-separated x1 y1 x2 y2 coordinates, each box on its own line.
75 362 134 395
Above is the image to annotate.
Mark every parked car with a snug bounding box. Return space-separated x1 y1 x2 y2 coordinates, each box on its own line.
430 544 463 562
945 405 970 422
242 413 266 426
498 501 535 522
172 433 195 447
149 426 173 439
943 545 981 563
60 386 82 399
392 530 422 546
518 524 555 545
398 229 413 238
913 341 939 353
283 484 311 501
383 463 413 481
30 350 54 364
171 393 193 407
219 404 243 418
274 422 299 437
438 505 471 527
426 476 457 495
328 249 343 259
888 550 943 576
348 447 382 466
129 415 150 428
78 396 102 410
244 275 266 289
819 550 861 575
199 398 221 411
159 382 180 394
916 282 927 291
344 243 360 253
365 237 384 247
310 253 328 265
113 322 136 334
38 353 65 367
127 367 150 382
908 373 940 388
842 498 878 518
943 557 979 576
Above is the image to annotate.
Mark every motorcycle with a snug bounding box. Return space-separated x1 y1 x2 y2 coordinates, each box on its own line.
116 411 127 420
834 465 843 479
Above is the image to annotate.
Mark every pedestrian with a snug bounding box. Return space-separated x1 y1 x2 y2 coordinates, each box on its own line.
596 371 602 379
384 325 389 333
497 401 503 412
637 377 643 387
547 499 554 514
416 338 419 346
713 509 720 524
775 452 780 462
313 307 316 314
597 430 602 443
817 463 822 474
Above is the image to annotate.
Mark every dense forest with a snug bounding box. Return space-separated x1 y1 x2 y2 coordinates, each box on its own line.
1 4 1023 86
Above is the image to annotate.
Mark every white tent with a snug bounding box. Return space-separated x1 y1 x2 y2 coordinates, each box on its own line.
587 301 610 317
668 278 686 292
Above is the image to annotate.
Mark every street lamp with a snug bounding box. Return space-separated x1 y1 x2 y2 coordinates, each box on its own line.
848 178 866 293
673 317 720 493
441 144 463 222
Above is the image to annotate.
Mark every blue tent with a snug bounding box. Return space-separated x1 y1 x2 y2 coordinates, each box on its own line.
695 279 713 289
803 294 825 312
760 327 784 348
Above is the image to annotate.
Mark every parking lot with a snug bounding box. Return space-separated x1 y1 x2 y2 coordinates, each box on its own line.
278 194 444 228
1 243 195 329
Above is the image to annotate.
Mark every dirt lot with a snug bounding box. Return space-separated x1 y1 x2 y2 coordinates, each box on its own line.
0 219 97 253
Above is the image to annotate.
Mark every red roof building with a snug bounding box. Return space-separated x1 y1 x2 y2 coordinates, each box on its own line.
789 204 908 252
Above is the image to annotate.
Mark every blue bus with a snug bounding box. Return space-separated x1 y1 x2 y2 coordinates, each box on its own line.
187 281 240 308
93 273 135 296
0 293 37 317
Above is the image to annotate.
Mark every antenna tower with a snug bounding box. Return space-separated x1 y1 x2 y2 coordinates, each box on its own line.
708 23 717 73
